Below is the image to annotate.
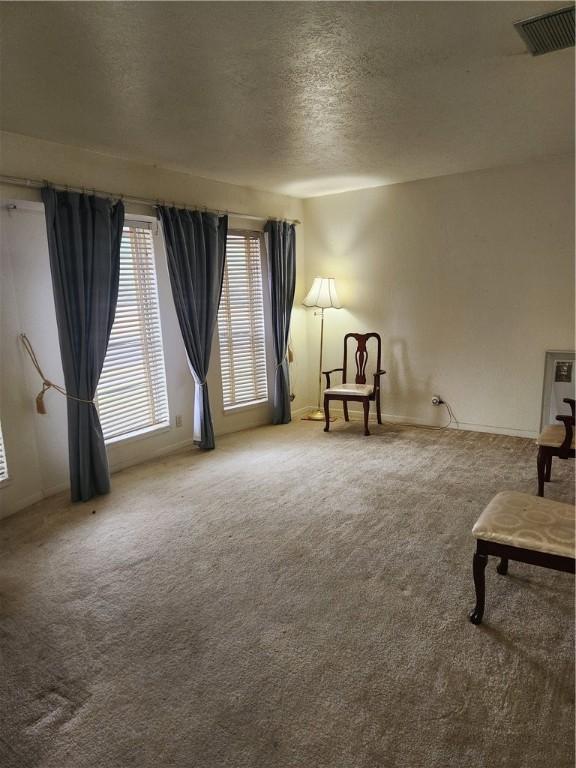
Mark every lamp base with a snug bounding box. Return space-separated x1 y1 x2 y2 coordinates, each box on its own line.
302 409 336 422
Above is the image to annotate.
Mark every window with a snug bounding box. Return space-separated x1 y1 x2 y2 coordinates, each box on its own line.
218 231 268 410
0 420 8 483
95 222 169 442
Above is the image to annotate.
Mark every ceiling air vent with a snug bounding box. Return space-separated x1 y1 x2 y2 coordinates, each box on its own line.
514 5 575 55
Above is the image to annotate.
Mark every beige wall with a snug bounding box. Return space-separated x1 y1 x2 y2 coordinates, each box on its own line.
303 157 575 436
0 132 309 517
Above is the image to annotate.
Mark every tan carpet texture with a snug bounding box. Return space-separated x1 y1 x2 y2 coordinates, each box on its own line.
0 421 574 768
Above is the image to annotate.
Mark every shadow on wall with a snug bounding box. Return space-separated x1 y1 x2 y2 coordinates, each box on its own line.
383 336 439 423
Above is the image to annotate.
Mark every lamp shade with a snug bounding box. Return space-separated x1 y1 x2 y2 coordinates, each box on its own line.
302 277 342 309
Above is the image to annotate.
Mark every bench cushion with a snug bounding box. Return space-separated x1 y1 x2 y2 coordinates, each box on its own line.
536 424 574 449
472 491 575 558
325 383 373 396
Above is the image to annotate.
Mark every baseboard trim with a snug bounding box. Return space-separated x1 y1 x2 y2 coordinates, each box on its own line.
445 421 537 439
108 438 197 475
41 481 68 498
0 490 45 519
291 405 316 418
25 438 199 514
305 404 538 439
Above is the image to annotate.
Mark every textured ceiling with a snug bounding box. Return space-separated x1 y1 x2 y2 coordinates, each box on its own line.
0 2 574 197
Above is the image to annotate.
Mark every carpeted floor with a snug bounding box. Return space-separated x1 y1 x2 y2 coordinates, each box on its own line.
0 420 574 768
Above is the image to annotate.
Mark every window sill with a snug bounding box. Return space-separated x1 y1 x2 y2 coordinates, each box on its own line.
223 399 270 415
104 422 171 447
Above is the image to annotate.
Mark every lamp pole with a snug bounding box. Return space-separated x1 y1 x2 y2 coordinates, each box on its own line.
301 277 342 422
303 308 327 420
316 308 325 415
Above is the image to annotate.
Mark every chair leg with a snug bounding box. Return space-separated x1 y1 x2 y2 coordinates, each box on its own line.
376 391 382 425
363 400 370 436
323 397 331 432
469 551 488 625
343 401 349 422
537 447 547 497
496 557 508 576
545 454 552 482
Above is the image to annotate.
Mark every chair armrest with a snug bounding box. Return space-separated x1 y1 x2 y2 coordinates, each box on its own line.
555 414 574 457
373 370 386 389
322 368 343 388
563 398 575 419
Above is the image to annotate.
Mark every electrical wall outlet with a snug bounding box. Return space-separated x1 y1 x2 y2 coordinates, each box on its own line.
175 415 183 428
431 395 444 406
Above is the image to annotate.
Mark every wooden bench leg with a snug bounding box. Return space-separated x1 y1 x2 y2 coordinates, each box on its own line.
469 551 488 625
343 401 349 422
537 447 547 497
545 454 552 482
496 557 508 575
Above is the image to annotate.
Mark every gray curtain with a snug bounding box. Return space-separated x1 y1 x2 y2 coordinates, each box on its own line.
157 207 228 450
265 220 296 424
42 187 124 502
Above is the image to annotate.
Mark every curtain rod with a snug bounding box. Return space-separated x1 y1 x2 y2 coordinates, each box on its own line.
0 174 301 225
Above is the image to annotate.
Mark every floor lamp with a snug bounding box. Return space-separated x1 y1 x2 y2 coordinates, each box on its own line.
302 277 342 421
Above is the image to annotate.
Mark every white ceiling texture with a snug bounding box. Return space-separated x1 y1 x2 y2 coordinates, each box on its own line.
1 2 574 197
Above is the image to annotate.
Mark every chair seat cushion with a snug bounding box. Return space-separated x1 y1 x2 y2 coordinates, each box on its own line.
325 383 373 396
536 424 575 448
472 491 575 558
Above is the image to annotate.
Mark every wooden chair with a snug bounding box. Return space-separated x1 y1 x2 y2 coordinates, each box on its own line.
322 333 385 436
536 397 575 497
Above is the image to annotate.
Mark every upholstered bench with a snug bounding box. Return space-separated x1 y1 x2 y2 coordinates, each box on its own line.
536 408 575 497
469 491 575 625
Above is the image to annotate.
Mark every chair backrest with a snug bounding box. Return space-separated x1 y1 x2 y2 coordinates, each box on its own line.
343 333 382 384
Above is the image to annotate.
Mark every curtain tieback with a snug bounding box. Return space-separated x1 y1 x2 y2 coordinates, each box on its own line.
276 343 294 369
20 334 95 414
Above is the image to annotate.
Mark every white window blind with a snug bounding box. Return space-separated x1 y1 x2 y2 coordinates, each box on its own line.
218 232 268 410
0 421 8 483
95 223 169 441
